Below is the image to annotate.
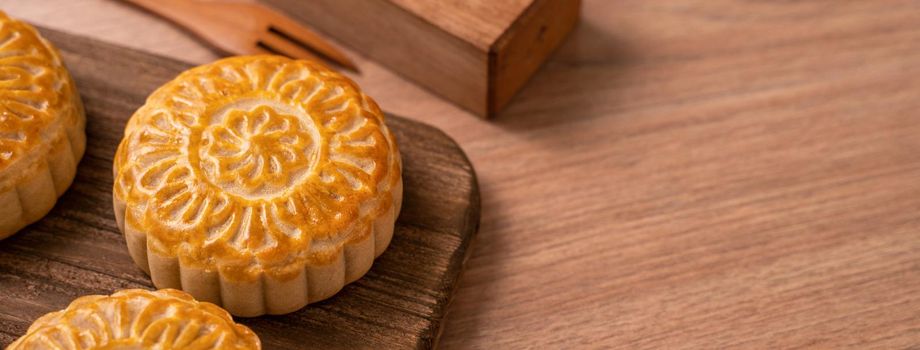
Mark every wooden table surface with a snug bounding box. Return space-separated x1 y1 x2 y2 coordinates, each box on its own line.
6 1 920 348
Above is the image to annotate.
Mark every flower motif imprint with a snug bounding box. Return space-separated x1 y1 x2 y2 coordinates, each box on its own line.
199 104 318 198
113 56 401 279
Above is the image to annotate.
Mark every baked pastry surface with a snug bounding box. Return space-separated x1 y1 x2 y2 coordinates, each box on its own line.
113 55 402 316
7 289 260 349
0 11 86 239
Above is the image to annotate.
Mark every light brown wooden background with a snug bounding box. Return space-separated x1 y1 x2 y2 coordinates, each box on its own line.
5 1 920 348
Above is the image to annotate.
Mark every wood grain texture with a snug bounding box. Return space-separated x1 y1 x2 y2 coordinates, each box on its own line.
5 0 920 348
0 28 480 349
490 0 581 115
265 0 490 116
263 0 579 117
388 0 532 50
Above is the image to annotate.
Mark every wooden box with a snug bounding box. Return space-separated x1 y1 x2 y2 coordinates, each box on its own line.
263 0 581 118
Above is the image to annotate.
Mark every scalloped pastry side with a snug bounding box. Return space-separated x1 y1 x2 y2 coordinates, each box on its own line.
0 123 84 239
0 11 86 239
114 177 402 316
113 56 402 316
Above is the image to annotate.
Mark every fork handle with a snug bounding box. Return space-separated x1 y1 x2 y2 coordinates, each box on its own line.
125 0 214 40
126 0 191 21
125 0 242 54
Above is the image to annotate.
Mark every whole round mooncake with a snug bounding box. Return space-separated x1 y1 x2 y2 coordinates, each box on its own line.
7 289 260 350
0 11 86 239
113 55 402 316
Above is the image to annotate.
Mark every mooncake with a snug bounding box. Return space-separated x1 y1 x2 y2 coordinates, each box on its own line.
7 289 260 349
113 55 402 316
0 12 85 239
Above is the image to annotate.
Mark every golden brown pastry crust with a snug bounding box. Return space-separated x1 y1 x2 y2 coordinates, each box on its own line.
0 11 86 239
7 289 260 350
113 55 402 316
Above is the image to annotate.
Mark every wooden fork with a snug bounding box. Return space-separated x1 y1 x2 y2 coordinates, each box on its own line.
125 0 358 71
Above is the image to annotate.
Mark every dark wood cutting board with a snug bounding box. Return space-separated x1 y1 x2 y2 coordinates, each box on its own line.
0 28 480 349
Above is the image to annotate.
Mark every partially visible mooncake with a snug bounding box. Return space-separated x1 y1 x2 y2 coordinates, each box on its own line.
113 55 402 316
7 289 260 349
0 12 86 239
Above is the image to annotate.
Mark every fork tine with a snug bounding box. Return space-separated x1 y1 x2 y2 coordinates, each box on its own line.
251 43 277 56
259 6 358 71
259 33 325 65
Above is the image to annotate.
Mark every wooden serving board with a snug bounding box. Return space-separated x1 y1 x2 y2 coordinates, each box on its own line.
0 28 480 349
